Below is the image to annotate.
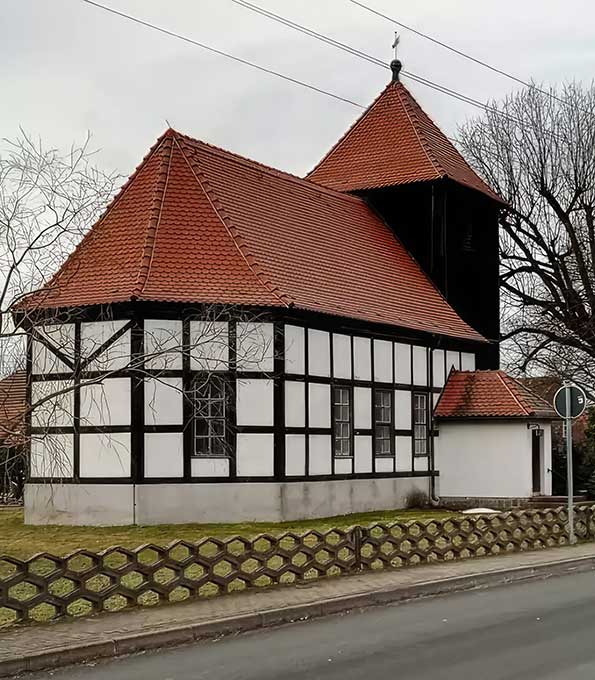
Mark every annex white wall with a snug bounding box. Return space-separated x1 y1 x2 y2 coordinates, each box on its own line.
435 420 553 498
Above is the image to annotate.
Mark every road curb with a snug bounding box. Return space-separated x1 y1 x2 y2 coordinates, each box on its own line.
3 553 595 677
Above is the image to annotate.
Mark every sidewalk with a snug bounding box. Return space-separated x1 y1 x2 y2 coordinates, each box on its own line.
3 542 595 677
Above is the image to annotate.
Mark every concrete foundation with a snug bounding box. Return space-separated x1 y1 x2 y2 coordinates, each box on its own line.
25 477 431 525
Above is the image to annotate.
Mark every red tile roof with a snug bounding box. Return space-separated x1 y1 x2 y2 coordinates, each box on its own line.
434 370 558 419
19 129 485 342
0 371 27 447
307 80 504 203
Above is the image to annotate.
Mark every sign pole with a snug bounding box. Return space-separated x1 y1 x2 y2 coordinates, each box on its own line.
565 384 576 545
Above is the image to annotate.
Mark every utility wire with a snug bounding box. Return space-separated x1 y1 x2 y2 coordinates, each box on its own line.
349 0 581 112
228 0 556 135
79 0 366 109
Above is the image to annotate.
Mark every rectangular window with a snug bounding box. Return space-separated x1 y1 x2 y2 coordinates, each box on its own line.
413 392 428 456
374 389 393 456
193 377 227 456
333 386 351 457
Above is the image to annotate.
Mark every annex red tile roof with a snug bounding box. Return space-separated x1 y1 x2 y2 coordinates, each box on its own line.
0 371 27 447
434 370 558 419
307 80 503 203
18 129 486 342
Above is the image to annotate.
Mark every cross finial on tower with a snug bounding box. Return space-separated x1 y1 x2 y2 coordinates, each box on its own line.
392 32 400 60
390 32 402 82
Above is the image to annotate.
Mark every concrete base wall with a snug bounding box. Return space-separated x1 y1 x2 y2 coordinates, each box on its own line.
25 477 431 525
24 484 135 526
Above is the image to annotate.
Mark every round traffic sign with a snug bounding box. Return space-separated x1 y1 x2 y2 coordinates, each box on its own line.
553 384 587 419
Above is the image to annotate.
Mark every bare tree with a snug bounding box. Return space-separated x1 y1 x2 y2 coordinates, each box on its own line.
458 82 595 393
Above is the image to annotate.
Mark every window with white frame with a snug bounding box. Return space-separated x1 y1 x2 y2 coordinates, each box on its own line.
333 386 351 457
193 377 227 456
413 392 429 456
374 389 392 456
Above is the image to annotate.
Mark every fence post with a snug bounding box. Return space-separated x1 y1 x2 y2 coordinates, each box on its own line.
352 525 363 572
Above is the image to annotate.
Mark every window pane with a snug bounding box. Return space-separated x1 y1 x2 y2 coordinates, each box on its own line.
193 377 227 457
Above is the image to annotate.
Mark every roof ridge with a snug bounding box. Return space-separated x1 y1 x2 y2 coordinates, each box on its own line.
173 135 293 307
497 371 530 416
134 134 174 298
26 130 173 308
173 129 365 206
394 83 444 180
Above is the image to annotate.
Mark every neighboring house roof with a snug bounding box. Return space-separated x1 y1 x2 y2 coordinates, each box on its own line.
519 376 562 405
307 80 504 204
18 129 485 343
0 371 27 447
434 370 558 419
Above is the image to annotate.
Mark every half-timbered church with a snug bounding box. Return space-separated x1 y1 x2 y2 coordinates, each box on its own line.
18 60 556 524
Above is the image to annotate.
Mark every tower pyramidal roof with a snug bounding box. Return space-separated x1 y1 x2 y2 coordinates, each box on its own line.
307 75 504 203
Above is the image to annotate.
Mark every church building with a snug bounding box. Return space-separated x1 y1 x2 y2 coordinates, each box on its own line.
18 60 547 525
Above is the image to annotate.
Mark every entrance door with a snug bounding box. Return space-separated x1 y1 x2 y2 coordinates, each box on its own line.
532 430 542 494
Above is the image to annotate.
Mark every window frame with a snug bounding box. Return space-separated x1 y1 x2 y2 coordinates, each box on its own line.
192 375 229 458
332 384 353 458
373 388 394 458
413 391 429 457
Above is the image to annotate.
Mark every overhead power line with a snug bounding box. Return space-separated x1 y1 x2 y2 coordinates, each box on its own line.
227 0 556 135
349 0 581 112
79 0 366 109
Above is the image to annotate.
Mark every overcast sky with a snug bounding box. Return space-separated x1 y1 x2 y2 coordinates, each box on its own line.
3 0 595 178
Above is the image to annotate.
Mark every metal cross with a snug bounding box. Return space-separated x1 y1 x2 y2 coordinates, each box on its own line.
392 32 400 60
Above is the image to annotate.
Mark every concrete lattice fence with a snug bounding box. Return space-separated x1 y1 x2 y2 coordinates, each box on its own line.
1 506 594 626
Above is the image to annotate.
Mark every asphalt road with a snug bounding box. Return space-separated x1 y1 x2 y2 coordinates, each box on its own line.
25 570 595 680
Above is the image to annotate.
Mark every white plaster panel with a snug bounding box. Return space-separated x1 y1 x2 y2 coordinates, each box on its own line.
461 352 476 371
32 324 75 374
31 380 74 427
354 387 372 429
285 381 305 427
236 379 274 426
308 329 330 377
412 346 428 386
81 320 130 372
145 378 183 426
334 458 353 475
285 325 305 374
395 390 412 429
144 319 183 370
375 457 394 473
308 383 331 429
395 343 412 384
396 436 412 471
432 349 446 388
415 456 429 472
30 434 74 478
309 435 332 475
144 433 184 478
191 458 230 478
374 339 393 383
446 350 461 373
353 337 371 381
236 433 274 476
354 435 372 473
433 392 440 409
80 432 131 478
190 321 229 371
80 378 131 427
332 334 352 380
285 434 306 476
236 322 274 372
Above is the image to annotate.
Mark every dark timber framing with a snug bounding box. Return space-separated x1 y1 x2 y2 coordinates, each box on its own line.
23 301 488 486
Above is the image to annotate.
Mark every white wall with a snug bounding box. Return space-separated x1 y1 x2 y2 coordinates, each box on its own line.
308 329 330 377
236 379 274 426
236 433 274 476
79 432 131 478
144 320 183 370
81 320 130 372
145 432 184 478
190 321 228 371
145 378 183 426
236 322 274 372
32 324 75 374
285 325 305 374
435 420 553 498
80 378 131 427
31 380 74 427
30 434 74 478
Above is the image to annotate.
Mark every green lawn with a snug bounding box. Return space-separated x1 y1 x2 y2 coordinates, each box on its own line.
0 507 454 559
